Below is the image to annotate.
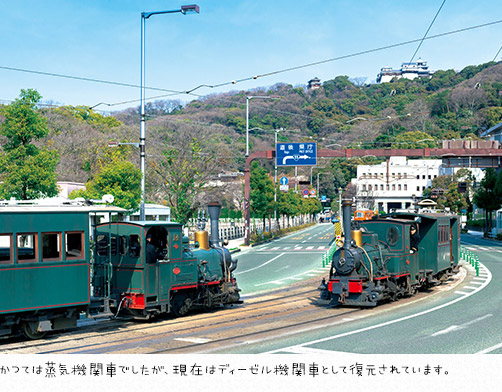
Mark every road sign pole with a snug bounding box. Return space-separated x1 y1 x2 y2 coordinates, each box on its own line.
295 166 298 193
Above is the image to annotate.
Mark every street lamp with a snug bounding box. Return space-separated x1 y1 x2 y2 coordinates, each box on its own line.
139 4 199 221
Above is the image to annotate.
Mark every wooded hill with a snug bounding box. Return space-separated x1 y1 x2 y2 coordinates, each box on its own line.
1 61 502 212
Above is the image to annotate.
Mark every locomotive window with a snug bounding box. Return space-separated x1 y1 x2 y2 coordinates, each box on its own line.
129 234 141 257
0 234 12 264
386 226 399 246
119 236 128 256
42 232 61 261
17 233 37 263
96 234 108 256
66 232 84 259
110 236 118 256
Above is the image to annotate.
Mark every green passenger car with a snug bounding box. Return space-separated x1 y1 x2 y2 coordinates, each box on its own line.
0 205 122 339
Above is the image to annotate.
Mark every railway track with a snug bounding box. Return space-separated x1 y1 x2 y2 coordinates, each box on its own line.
0 276 341 354
0 266 466 354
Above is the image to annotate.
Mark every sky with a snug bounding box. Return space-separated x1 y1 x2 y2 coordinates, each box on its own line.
1 0 501 112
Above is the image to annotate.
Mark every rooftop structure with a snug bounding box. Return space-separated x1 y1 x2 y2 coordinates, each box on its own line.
377 59 434 83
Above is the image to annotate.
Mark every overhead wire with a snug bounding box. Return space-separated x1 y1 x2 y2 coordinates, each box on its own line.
408 0 447 64
1 19 500 107
493 44 502 62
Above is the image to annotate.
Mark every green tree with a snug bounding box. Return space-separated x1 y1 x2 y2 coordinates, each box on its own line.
277 189 301 227
249 162 275 228
391 131 436 149
70 152 141 210
153 133 218 225
473 168 501 231
301 197 322 220
0 89 59 200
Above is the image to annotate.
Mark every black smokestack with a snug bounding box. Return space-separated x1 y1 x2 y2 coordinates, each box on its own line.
207 201 222 247
342 199 352 249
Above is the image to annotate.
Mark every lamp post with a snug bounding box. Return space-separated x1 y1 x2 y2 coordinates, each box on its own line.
243 96 279 244
139 4 199 221
274 128 281 226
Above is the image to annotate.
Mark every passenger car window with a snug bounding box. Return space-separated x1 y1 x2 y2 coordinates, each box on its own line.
66 232 84 259
17 233 37 263
0 234 12 264
42 232 61 261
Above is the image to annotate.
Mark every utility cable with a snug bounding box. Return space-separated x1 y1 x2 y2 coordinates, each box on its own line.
409 0 447 64
1 19 500 104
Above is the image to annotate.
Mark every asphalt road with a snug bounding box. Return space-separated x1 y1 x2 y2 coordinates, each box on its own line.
217 233 502 354
234 223 335 297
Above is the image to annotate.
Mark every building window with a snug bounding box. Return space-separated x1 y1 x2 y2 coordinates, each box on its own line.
392 184 396 191
417 186 420 191
17 233 37 263
404 184 408 191
368 184 373 191
428 175 431 179
386 184 390 191
398 184 402 191
422 175 426 179
416 175 419 179
0 234 12 264
380 184 384 190
42 232 61 261
66 232 84 259
362 184 366 191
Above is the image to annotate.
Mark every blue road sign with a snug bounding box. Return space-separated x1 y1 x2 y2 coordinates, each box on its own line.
276 142 317 166
280 176 289 185
321 195 327 202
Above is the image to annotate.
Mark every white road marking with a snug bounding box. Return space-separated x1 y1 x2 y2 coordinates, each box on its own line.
431 314 493 337
264 261 492 354
174 337 212 344
477 341 502 354
278 346 334 354
431 325 460 336
254 268 326 287
275 265 290 272
234 253 285 275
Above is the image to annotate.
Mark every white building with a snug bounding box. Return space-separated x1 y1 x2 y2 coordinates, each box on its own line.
354 157 442 212
354 156 485 213
377 59 434 83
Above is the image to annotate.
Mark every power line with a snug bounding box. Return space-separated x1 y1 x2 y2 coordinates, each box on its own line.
1 19 500 108
409 0 447 64
493 44 502 62
244 20 502 81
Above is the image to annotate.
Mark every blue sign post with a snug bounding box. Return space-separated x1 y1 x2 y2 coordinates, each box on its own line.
276 142 317 166
280 177 289 185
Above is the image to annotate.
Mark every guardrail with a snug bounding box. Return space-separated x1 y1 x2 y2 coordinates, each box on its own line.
322 241 338 268
460 246 479 276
